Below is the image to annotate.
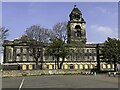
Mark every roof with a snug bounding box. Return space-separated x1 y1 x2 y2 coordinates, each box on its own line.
70 5 82 15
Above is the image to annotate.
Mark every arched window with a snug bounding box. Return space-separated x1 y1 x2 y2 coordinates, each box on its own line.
75 25 81 37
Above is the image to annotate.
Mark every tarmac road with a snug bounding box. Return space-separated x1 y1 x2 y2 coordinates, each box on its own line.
2 74 118 89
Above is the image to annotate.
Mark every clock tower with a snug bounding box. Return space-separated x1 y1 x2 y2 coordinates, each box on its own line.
67 5 86 44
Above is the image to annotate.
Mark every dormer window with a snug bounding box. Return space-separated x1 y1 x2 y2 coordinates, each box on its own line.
74 14 80 20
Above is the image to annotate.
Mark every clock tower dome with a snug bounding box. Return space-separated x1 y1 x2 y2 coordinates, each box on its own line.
67 5 87 44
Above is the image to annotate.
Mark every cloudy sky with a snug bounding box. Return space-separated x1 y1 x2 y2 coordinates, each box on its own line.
2 2 118 43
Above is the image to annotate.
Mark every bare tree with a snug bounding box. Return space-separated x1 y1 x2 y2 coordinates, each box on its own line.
50 22 67 43
0 27 9 53
25 25 50 69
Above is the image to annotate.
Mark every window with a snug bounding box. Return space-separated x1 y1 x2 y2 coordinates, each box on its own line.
75 53 78 60
92 56 95 61
94 56 97 61
7 48 12 61
87 49 89 53
85 56 87 61
75 25 81 29
75 25 81 37
23 48 27 54
74 14 80 20
16 56 20 61
77 30 81 37
89 56 92 60
47 65 49 69
29 56 33 61
16 48 20 54
84 49 87 53
92 49 96 54
89 49 92 53
77 53 80 60
87 54 89 59
99 50 102 54
82 49 84 53
23 55 27 61
82 54 85 60
48 56 53 61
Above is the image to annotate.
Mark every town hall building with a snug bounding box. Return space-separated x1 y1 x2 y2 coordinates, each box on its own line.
3 5 114 71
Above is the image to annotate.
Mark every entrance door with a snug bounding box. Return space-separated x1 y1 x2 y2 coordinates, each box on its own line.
70 64 74 69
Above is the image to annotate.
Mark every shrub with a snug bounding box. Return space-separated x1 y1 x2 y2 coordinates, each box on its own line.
22 73 27 76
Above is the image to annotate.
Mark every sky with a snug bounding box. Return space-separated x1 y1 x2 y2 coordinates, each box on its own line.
2 2 118 43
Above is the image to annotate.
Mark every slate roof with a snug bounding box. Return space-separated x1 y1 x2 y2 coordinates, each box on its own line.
70 5 82 15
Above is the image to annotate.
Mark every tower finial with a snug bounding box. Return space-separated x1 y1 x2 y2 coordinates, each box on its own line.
74 5 76 8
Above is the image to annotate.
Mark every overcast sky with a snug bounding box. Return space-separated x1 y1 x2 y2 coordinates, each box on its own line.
2 2 118 43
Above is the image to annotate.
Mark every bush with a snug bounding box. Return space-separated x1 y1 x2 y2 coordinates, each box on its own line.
22 73 27 76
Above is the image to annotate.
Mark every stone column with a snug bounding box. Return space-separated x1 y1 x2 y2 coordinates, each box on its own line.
13 47 16 62
20 47 23 61
11 47 14 62
3 46 6 63
26 48 29 61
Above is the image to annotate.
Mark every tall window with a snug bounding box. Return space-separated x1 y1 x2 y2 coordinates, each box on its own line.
16 48 21 54
75 25 81 37
16 56 20 61
23 48 27 54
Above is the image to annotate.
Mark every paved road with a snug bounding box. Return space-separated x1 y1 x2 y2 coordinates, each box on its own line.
2 75 118 89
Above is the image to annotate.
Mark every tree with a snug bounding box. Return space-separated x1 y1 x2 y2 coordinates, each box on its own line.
0 27 9 53
101 37 120 71
47 38 70 69
50 22 67 43
25 25 50 69
47 22 70 69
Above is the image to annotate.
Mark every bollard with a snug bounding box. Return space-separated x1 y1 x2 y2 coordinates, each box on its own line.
108 72 111 76
88 72 91 75
94 72 96 76
91 72 93 75
49 71 52 75
113 72 116 77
